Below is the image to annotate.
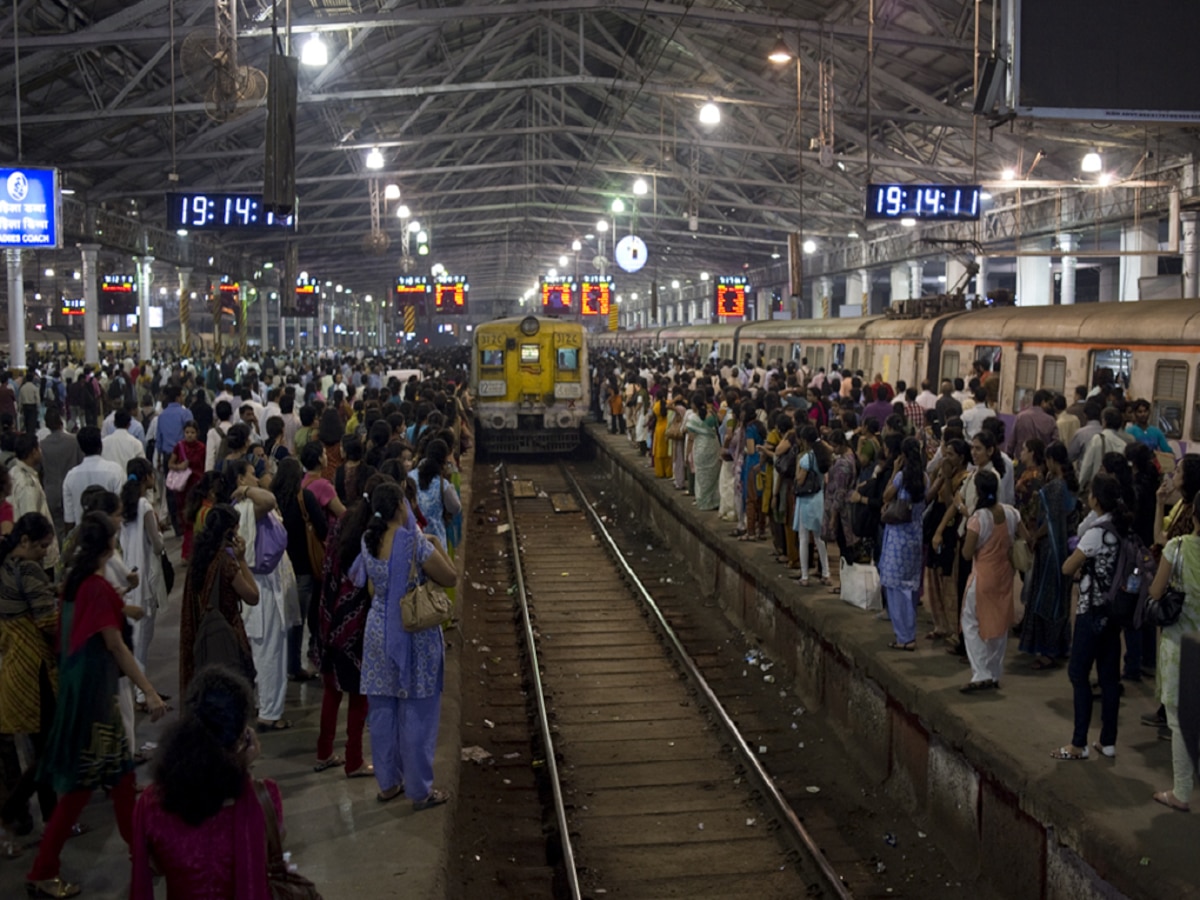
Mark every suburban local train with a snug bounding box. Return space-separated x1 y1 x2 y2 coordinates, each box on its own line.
471 315 589 452
591 298 1200 448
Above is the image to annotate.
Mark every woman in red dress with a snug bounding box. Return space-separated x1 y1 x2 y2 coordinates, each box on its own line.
168 421 207 560
130 667 279 899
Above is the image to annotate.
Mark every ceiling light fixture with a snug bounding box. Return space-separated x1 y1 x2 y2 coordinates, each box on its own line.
365 147 384 170
1000 167 1016 181
558 255 568 266
767 34 792 64
1081 150 1103 173
611 198 626 214
407 220 421 233
301 34 328 67
632 178 649 196
802 239 817 254
698 101 721 125
396 204 411 219
384 184 401 201
900 217 917 227
571 239 582 251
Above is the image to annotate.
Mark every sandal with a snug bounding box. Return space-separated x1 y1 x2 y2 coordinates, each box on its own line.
792 576 810 586
412 789 449 811
376 784 404 803
25 878 81 898
960 680 996 693
256 719 293 732
730 529 747 538
1093 742 1116 759
1153 790 1191 812
1031 656 1057 671
346 764 375 779
1050 745 1089 761
887 641 917 652
313 755 345 773
818 576 833 586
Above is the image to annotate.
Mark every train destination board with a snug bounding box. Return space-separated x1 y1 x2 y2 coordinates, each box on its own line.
580 275 613 315
287 275 319 317
100 274 137 315
541 276 575 314
434 276 468 314
395 276 432 312
715 275 748 319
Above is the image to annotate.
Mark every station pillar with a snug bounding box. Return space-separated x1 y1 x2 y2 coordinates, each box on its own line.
259 286 269 348
1119 221 1158 301
135 255 153 360
1016 237 1053 305
844 271 864 317
908 260 924 300
1058 233 1078 305
1182 211 1198 298
945 255 969 297
974 253 988 305
6 250 26 370
177 267 192 355
79 243 100 364
889 263 909 304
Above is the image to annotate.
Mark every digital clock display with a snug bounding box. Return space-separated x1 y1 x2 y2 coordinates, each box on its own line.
165 192 297 231
865 183 982 221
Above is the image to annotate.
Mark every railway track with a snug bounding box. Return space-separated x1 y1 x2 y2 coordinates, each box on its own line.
478 460 851 900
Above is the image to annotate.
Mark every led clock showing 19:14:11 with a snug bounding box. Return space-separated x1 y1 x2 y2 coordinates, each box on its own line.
165 192 295 230
865 184 982 221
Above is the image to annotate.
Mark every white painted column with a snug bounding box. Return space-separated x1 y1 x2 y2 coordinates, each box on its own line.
844 271 863 317
6 250 26 369
79 243 100 363
135 255 153 360
858 267 871 312
1058 233 1078 305
890 263 910 304
259 285 269 348
1098 265 1119 302
944 255 969 297
975 253 988 305
1119 221 1159 301
755 290 770 320
1016 237 1053 305
810 279 823 319
909 260 925 300
1182 211 1198 298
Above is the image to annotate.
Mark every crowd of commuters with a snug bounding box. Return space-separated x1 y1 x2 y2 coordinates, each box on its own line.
595 351 1200 811
0 346 471 897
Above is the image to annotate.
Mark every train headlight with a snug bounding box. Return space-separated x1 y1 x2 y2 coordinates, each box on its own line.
519 316 540 336
491 414 506 428
556 412 574 428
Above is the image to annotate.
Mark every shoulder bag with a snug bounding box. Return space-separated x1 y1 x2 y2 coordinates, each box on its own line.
880 494 913 526
795 451 823 496
400 531 452 632
1008 507 1033 572
1138 537 1186 629
296 489 326 575
252 780 324 900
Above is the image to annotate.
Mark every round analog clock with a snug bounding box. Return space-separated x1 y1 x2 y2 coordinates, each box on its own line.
615 235 648 273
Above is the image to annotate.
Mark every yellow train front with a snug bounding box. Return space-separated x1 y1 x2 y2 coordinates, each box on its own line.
471 315 590 452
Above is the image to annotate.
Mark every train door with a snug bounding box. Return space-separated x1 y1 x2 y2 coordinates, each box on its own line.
975 344 1002 407
1088 348 1133 392
831 343 845 371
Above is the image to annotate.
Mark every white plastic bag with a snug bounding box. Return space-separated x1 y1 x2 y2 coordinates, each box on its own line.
840 558 882 611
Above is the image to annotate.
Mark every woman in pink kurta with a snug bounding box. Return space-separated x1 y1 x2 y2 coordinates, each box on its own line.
130 668 279 900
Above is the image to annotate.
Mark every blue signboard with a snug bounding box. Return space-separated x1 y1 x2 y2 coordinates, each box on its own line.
0 167 59 248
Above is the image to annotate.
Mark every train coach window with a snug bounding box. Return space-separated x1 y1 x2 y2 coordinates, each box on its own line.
480 349 504 367
1089 349 1132 390
1014 354 1038 412
974 345 1001 377
941 350 960 383
520 344 540 364
1153 361 1188 439
556 347 579 371
1042 357 1066 397
791 343 802 361
832 343 845 369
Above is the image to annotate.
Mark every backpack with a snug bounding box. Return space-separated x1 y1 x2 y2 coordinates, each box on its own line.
1096 520 1156 628
192 572 256 685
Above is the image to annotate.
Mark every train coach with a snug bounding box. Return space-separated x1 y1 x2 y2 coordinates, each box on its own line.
591 298 1200 449
471 315 589 452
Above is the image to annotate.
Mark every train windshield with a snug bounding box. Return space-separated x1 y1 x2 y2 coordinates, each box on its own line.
480 350 504 367
520 344 540 363
556 348 578 371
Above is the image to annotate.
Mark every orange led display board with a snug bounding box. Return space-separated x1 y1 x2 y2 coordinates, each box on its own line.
540 276 575 314
715 275 749 319
434 276 468 314
580 275 613 315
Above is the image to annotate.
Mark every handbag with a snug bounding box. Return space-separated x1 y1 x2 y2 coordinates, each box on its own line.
253 780 324 900
1138 538 1186 629
880 496 912 525
794 451 823 496
193 565 255 684
839 557 883 611
400 530 452 632
165 467 190 492
1009 537 1034 573
161 552 175 594
252 512 289 575
296 488 326 575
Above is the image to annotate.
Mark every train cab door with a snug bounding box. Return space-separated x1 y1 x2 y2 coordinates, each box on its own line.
552 329 584 407
476 331 509 400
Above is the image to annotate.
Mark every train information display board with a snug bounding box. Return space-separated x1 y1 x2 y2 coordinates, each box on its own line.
580 275 613 316
715 275 749 319
434 275 468 314
395 276 432 313
60 297 84 316
287 275 319 317
0 167 60 248
541 276 575 314
100 274 137 315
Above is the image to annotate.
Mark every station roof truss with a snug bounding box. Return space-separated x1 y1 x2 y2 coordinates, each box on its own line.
2 0 1196 302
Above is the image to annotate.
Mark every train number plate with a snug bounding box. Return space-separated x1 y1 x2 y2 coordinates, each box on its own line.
478 380 507 397
554 382 582 399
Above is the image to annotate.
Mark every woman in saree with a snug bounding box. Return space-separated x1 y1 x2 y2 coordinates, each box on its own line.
167 420 206 560
652 392 673 479
685 392 721 512
1018 441 1077 669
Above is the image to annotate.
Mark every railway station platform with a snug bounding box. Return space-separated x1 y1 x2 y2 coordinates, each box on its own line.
585 423 1197 900
0 460 475 900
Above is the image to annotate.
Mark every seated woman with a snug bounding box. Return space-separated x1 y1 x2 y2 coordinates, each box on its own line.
130 667 279 899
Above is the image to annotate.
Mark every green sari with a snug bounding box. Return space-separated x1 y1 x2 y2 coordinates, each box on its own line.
687 411 721 511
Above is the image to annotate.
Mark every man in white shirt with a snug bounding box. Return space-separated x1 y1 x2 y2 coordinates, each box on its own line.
9 433 60 568
62 427 126 529
101 400 146 446
960 387 996 439
915 380 938 412
1078 407 1135 490
101 409 147 471
206 400 235 470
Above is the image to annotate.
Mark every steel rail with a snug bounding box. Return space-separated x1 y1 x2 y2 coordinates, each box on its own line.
498 464 582 900
560 462 855 900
